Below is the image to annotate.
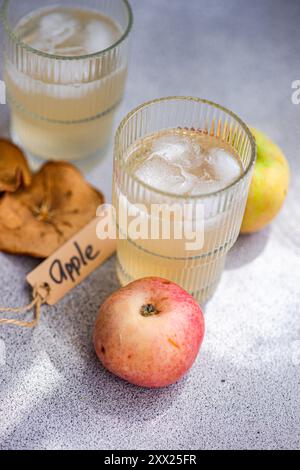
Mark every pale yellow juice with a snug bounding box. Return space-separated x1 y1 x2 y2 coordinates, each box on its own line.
114 128 245 302
5 6 127 161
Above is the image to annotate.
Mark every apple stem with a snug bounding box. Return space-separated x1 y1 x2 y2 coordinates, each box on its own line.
140 303 159 317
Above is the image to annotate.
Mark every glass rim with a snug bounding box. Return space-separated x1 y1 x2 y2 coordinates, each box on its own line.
115 96 257 200
0 0 133 61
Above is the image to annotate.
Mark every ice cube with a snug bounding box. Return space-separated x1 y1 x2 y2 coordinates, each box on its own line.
133 132 242 197
135 156 198 195
152 135 189 162
189 148 242 195
151 135 202 170
208 148 241 185
38 13 79 48
84 20 120 54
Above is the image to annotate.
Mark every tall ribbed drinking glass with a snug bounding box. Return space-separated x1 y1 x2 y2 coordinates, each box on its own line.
113 97 256 303
1 0 132 161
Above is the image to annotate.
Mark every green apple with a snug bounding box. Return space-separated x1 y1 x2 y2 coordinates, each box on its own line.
241 128 290 233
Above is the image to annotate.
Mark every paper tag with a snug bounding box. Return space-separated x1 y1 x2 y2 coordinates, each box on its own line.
27 217 116 305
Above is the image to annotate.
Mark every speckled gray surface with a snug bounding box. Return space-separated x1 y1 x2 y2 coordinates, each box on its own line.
0 0 300 450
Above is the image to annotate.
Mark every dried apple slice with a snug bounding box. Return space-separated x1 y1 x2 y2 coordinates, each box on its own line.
0 139 32 192
0 161 104 258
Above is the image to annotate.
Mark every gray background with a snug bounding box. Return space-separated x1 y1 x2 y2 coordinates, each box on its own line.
0 0 299 450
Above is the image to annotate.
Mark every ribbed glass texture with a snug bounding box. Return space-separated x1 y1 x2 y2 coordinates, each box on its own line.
1 0 132 161
113 97 256 304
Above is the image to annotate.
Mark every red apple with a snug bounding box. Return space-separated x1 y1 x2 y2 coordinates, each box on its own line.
93 277 205 388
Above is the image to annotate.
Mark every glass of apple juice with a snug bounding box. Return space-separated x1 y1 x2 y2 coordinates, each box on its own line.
112 97 256 303
1 0 133 162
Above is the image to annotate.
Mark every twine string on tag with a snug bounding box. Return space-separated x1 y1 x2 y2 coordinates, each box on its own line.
0 283 50 328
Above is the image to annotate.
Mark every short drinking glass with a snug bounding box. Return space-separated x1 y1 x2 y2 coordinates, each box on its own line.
113 97 256 303
1 0 133 161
